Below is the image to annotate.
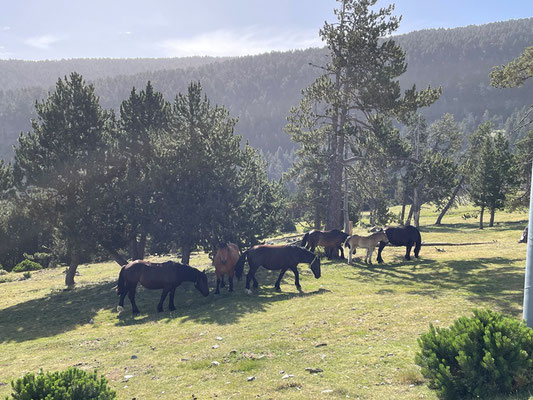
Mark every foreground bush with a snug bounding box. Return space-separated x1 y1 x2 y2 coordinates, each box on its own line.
6 368 115 399
415 309 533 399
12 260 42 273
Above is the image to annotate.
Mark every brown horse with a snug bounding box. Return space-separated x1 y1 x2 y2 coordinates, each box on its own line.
344 231 389 264
213 243 240 294
117 260 209 314
235 245 320 294
301 229 349 259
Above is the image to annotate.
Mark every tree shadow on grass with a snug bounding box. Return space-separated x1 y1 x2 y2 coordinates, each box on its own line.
116 267 329 326
0 266 327 342
353 257 524 316
0 280 118 344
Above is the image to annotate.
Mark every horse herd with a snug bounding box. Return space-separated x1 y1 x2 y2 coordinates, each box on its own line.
116 225 422 314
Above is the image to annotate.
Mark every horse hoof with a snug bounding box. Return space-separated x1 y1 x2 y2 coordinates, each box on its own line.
275 287 281 292
215 290 220 295
117 305 124 313
296 286 302 292
228 288 233 292
157 308 163 313
245 289 253 296
169 306 176 311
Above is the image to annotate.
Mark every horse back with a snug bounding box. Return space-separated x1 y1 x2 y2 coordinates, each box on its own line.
317 229 348 246
249 245 301 268
386 226 421 245
124 260 179 290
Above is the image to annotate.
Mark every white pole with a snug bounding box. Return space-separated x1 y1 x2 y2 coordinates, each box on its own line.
523 161 533 327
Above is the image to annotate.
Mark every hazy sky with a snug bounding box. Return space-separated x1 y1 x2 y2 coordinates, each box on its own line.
1 0 531 60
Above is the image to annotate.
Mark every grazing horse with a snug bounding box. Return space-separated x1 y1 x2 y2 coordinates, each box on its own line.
117 260 209 314
344 231 389 264
213 243 240 294
301 229 349 259
376 226 422 263
235 245 320 294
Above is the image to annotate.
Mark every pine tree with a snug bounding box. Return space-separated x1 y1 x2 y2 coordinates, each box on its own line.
13 72 112 286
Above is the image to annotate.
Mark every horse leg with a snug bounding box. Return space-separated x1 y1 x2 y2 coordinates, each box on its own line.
377 241 386 264
368 247 374 265
228 275 234 292
128 284 140 314
157 288 170 312
252 274 259 289
274 268 289 292
245 265 256 291
290 266 301 291
339 245 345 259
405 242 413 261
215 276 221 295
220 275 225 288
347 246 353 264
168 287 177 311
118 285 128 308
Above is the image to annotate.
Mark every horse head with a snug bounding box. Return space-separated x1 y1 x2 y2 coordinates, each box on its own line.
310 256 321 279
378 231 389 244
195 271 210 297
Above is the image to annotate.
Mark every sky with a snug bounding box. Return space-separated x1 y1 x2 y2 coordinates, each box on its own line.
0 0 532 60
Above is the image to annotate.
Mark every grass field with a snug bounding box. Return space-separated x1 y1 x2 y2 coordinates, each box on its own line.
1 204 532 399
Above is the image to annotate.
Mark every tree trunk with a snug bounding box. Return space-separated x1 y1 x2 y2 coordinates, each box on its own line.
129 235 139 260
406 204 414 225
435 176 465 225
138 230 147 260
65 247 79 287
413 185 421 229
101 243 128 266
479 206 485 229
181 244 191 265
326 140 344 230
489 207 495 227
343 163 350 234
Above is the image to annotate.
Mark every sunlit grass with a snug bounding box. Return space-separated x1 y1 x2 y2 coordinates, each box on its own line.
0 204 531 399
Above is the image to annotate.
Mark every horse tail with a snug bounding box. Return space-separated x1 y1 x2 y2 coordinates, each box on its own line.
117 265 127 296
234 250 248 280
301 232 309 247
344 236 351 249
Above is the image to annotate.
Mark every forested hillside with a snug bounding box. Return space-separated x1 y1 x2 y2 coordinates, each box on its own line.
0 18 532 174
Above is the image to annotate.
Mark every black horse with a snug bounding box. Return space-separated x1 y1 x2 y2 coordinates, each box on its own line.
301 229 349 259
117 260 209 314
235 245 321 293
376 226 422 263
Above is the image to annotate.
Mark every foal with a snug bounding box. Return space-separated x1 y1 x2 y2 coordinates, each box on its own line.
344 231 388 264
213 243 240 294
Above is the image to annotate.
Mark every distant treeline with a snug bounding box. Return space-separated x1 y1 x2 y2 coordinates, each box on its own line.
0 18 532 177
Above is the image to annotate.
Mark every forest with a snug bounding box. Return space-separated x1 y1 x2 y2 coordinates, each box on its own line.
0 17 532 177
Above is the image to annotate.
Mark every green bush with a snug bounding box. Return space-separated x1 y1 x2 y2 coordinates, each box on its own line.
415 309 533 399
23 252 53 268
12 260 43 273
6 368 116 399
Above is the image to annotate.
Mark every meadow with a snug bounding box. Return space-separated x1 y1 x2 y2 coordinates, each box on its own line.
1 204 532 399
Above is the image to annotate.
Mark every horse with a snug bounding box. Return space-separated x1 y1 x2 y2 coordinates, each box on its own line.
117 260 209 314
301 229 349 259
234 245 320 294
344 231 389 264
376 225 422 263
213 243 240 294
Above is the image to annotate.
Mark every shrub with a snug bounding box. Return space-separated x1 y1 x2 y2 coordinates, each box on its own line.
415 309 533 399
22 271 31 280
12 260 43 273
23 252 53 268
6 368 116 399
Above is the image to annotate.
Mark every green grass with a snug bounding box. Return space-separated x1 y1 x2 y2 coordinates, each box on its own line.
1 204 533 399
